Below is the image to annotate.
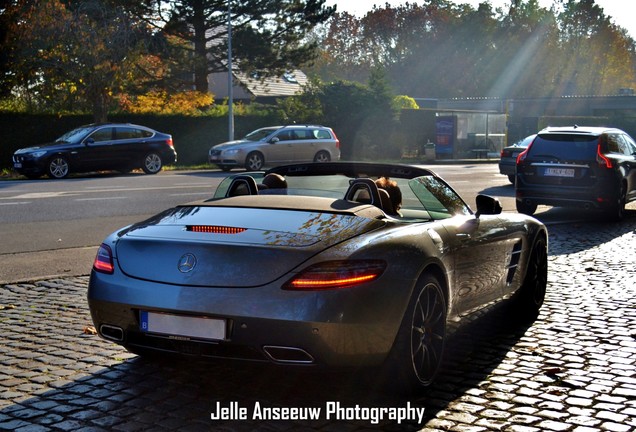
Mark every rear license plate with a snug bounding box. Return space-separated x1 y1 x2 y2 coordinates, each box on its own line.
544 167 575 177
140 311 226 341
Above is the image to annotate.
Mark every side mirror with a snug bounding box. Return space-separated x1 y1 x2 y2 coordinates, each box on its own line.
475 194 502 217
84 138 95 145
269 137 280 144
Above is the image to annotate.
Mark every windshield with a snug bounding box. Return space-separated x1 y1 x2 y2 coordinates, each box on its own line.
243 128 279 141
214 172 471 221
55 126 94 144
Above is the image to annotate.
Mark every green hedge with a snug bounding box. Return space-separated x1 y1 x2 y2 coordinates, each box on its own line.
0 113 280 169
5 111 636 171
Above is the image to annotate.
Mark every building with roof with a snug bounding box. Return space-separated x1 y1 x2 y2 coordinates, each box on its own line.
208 69 309 104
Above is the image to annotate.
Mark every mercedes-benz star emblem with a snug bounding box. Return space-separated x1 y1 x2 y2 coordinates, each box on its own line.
177 253 197 273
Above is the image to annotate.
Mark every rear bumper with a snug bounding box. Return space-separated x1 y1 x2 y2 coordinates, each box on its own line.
498 160 516 176
87 270 409 367
515 183 617 210
163 150 177 165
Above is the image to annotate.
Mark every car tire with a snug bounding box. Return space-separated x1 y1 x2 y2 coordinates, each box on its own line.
313 151 331 163
47 156 70 179
383 273 447 393
606 183 626 221
507 174 515 184
245 152 264 171
142 152 163 174
512 234 547 321
516 199 537 216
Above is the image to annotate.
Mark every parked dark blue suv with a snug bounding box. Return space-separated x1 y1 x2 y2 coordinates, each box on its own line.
515 126 636 221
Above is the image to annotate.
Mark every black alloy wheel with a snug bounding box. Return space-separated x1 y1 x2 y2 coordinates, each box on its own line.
384 274 447 392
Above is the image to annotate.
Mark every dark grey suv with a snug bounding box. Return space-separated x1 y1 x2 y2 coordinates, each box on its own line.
515 126 636 220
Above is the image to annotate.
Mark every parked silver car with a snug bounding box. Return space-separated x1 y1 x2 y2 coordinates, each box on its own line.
209 125 340 171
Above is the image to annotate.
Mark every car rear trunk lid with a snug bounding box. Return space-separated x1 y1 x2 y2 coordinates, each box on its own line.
521 134 599 186
115 206 383 287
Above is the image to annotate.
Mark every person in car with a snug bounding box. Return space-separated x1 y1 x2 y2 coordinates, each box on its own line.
375 177 402 216
258 173 288 194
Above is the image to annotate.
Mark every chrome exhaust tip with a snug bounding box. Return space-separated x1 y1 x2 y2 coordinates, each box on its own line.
100 324 124 342
263 345 315 364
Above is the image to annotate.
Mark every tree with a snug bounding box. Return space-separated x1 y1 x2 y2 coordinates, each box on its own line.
3 0 153 121
555 0 636 95
0 0 13 99
312 11 368 82
393 95 419 110
308 0 636 100
276 70 399 160
125 0 335 92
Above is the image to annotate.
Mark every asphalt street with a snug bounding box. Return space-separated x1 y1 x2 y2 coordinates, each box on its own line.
1 200 635 430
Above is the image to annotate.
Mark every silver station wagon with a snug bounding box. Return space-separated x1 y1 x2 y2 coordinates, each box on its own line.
209 125 340 171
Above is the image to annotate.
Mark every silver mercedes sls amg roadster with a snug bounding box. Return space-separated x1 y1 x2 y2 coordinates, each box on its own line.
88 162 548 391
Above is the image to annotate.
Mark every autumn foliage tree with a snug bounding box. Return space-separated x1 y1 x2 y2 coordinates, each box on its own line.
308 0 636 99
122 0 335 92
3 0 154 121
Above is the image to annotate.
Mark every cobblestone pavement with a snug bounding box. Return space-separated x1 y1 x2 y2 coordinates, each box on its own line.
1 219 635 431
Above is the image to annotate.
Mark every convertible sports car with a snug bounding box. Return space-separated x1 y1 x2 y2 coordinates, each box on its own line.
88 162 548 391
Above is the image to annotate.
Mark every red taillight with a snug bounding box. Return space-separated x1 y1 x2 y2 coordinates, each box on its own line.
283 260 386 290
166 138 174 148
516 137 535 164
596 144 613 169
501 149 511 158
516 149 529 164
93 244 114 274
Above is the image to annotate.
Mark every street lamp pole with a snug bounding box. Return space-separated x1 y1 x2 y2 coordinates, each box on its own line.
227 0 234 141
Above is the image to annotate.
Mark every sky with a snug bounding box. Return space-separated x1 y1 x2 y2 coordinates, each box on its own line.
327 0 634 39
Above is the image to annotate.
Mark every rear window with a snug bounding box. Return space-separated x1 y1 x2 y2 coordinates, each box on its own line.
530 134 599 160
314 129 332 139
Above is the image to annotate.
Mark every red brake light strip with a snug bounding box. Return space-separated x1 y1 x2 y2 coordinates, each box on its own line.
187 225 247 234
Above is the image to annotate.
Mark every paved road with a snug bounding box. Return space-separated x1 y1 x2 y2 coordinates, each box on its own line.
1 215 635 430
